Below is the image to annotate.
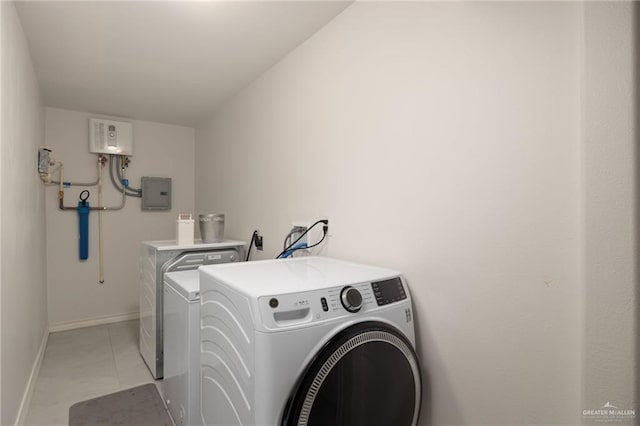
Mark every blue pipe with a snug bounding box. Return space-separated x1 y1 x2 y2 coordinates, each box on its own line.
77 201 90 260
280 242 308 259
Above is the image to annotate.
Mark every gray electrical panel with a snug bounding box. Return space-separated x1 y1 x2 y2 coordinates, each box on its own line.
141 177 172 211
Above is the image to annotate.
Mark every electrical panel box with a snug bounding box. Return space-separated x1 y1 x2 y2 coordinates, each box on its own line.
89 118 133 156
141 177 171 211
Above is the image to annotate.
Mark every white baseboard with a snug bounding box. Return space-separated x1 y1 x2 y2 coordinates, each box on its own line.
48 312 139 333
15 328 49 426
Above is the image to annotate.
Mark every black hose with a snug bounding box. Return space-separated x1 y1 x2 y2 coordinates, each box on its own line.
245 230 258 261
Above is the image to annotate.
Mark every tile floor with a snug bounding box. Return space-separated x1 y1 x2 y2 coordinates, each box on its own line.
25 320 164 426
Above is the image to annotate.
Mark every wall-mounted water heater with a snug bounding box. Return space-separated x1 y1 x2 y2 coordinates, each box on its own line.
89 118 133 156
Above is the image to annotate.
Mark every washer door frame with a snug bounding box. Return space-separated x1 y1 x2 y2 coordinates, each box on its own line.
281 321 422 426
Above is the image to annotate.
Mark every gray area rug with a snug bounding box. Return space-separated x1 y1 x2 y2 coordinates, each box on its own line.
68 383 173 426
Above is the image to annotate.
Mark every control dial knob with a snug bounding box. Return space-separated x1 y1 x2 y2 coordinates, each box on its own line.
340 286 363 313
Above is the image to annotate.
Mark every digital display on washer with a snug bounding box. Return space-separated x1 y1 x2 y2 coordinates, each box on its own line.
371 277 406 306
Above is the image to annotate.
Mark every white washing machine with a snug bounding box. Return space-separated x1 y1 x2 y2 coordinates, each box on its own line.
199 256 422 426
164 270 201 426
140 239 245 379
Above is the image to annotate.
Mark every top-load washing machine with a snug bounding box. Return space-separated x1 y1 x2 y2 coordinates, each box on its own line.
199 256 422 426
139 239 245 379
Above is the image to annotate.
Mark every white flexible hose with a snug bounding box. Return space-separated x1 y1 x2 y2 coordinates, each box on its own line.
58 162 63 194
98 157 105 284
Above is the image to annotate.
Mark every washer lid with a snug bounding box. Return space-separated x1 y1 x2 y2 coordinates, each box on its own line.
164 270 200 301
199 256 402 297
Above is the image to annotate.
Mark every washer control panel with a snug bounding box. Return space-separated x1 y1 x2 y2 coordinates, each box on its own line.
258 276 408 330
319 282 375 316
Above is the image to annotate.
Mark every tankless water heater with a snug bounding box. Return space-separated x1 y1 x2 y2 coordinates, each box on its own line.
89 118 133 156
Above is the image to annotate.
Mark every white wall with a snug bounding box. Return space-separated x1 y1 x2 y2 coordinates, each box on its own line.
45 107 195 327
582 2 637 419
195 3 583 425
1 2 47 425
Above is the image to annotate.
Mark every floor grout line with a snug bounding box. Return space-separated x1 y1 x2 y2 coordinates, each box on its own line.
106 323 123 389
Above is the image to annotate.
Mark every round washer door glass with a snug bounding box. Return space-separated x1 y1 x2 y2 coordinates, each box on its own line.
282 322 422 426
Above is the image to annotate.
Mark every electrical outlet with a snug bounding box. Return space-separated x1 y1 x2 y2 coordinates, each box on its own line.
255 234 263 251
311 217 330 255
319 215 332 237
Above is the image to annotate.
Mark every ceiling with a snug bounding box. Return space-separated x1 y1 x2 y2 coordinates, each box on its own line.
15 1 351 127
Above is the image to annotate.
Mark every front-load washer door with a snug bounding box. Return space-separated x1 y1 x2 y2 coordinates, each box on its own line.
282 321 422 426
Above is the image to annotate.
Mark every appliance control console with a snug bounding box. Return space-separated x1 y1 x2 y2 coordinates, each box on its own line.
258 276 409 330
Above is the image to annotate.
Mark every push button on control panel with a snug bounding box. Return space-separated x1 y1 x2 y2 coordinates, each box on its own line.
320 297 329 312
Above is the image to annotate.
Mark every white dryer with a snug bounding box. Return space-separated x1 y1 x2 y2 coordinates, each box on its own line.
140 239 245 379
199 256 422 426
164 270 201 426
